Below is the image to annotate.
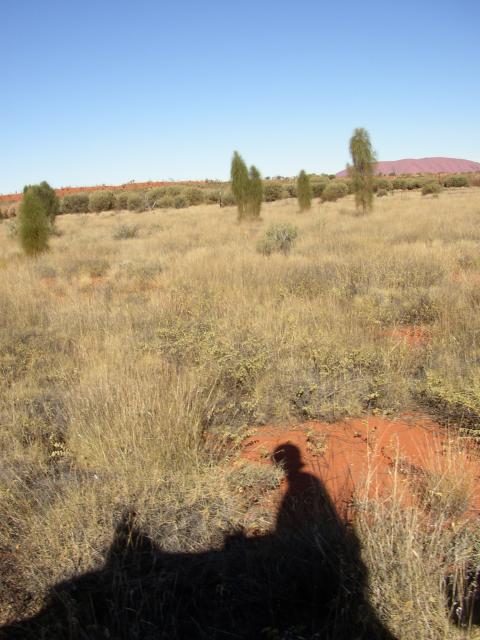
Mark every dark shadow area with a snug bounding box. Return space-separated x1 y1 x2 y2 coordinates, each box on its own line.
1 443 396 639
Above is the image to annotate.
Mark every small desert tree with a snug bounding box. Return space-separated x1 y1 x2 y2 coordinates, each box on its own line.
19 188 50 256
347 128 377 215
230 151 249 220
23 181 59 226
246 165 263 219
297 170 312 211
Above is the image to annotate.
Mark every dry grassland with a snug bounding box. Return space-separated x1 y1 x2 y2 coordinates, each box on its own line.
1 189 480 637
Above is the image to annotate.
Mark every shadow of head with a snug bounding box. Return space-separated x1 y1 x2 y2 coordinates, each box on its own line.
272 442 304 476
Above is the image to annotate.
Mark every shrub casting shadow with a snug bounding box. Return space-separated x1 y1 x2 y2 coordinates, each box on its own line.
1 443 396 639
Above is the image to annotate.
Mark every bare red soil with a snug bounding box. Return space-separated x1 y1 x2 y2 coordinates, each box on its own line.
336 157 480 177
0 180 208 204
382 325 429 347
240 415 480 522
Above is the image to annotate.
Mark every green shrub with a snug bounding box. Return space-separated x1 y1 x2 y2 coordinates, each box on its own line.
113 224 139 239
146 187 167 208
61 193 90 213
321 180 349 202
88 190 114 213
231 151 249 219
158 196 175 209
405 177 429 190
374 178 392 192
257 223 298 256
311 179 329 197
263 184 283 202
18 188 50 256
297 170 312 212
184 187 204 206
421 181 442 196
114 191 129 210
23 181 59 224
348 127 376 214
174 195 188 209
220 191 236 207
204 189 222 204
392 177 408 190
285 184 297 198
165 186 182 197
443 174 469 188
127 192 145 212
246 166 263 218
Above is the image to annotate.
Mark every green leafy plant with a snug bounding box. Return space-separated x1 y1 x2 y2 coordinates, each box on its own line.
297 170 312 211
347 127 377 215
231 151 250 220
246 165 263 219
23 181 59 225
18 188 50 256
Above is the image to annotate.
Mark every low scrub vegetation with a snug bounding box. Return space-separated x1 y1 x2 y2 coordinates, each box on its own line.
257 222 298 255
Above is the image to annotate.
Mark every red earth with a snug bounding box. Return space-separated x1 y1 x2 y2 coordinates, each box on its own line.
382 325 429 348
336 157 480 177
240 415 480 524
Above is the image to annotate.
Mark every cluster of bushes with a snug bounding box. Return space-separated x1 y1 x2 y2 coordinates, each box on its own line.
389 174 471 191
58 186 217 215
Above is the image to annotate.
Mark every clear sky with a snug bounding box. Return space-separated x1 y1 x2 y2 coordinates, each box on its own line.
1 0 479 194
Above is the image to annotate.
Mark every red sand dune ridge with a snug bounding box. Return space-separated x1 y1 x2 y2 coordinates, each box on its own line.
0 180 207 204
336 156 480 177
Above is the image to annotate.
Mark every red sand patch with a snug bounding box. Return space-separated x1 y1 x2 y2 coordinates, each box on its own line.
452 271 480 286
382 325 429 348
241 415 480 522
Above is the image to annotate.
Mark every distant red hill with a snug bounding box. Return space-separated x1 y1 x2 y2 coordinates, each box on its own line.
336 157 480 177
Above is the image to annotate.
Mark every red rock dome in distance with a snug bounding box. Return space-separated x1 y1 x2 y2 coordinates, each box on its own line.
336 157 480 177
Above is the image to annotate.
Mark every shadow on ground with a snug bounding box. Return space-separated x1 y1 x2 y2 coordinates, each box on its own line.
0 443 396 639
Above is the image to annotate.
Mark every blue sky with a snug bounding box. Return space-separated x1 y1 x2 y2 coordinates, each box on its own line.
1 0 479 193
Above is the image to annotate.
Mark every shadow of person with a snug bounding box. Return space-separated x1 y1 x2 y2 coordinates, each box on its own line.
1 444 397 639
